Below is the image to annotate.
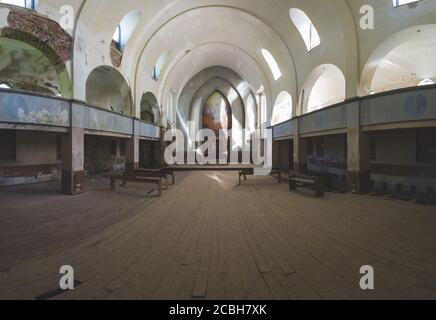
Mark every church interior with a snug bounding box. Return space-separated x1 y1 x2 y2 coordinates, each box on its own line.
0 0 436 300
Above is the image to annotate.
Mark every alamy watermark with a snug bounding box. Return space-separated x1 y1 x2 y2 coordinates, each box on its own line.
59 265 75 290
164 125 273 175
360 265 375 290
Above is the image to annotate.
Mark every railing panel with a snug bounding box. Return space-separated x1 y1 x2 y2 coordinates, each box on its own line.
72 104 133 135
0 91 70 127
361 88 436 125
135 119 160 140
300 104 348 134
273 119 295 139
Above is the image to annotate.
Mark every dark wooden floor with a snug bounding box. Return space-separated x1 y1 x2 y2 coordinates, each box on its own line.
0 171 435 300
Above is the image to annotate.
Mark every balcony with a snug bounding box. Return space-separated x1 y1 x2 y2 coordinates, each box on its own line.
0 89 161 140
271 85 436 139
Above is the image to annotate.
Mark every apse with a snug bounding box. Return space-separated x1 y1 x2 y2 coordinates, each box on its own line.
202 91 232 133
177 67 254 151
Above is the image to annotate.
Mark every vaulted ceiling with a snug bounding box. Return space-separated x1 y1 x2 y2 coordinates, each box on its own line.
2 0 436 119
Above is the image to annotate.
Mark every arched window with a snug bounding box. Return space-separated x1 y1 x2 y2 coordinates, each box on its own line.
392 0 420 7
151 50 170 81
289 8 321 51
140 92 160 125
418 79 434 86
111 10 141 52
271 92 293 126
1 0 37 9
261 49 282 81
0 83 12 89
112 25 122 50
302 64 346 114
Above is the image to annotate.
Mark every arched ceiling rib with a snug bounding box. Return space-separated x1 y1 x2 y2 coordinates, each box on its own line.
159 43 270 110
73 0 357 105
133 6 296 110
69 0 436 113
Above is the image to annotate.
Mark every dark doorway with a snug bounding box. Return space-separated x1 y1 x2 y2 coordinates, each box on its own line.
140 140 157 168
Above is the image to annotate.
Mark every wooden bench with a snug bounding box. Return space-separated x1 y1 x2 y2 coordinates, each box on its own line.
110 175 162 197
136 168 175 185
238 169 282 186
289 174 324 197
130 170 169 190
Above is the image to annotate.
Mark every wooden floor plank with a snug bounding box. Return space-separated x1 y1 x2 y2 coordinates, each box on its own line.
1 171 435 300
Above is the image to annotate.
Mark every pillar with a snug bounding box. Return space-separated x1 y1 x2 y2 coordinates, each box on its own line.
272 140 280 169
347 101 370 194
155 127 166 168
61 128 84 195
293 119 308 175
125 135 139 173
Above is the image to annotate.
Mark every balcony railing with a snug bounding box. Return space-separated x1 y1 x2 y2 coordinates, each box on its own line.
271 85 436 139
0 90 70 128
0 89 160 140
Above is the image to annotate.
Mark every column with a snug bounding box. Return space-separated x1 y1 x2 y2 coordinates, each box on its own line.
61 128 84 195
347 101 370 194
154 127 165 168
125 135 139 173
272 140 280 169
293 119 308 175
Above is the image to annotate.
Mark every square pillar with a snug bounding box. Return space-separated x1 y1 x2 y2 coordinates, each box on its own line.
347 102 370 194
272 140 280 169
61 128 85 195
292 119 307 175
126 135 139 173
155 128 165 168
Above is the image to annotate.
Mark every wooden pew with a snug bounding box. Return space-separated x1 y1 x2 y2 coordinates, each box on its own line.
130 170 169 190
136 168 175 185
289 174 324 197
110 175 162 197
238 169 282 186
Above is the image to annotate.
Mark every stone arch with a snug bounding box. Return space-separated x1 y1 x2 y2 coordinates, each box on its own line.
0 6 72 96
360 24 436 95
86 66 133 116
140 91 160 124
0 35 71 97
189 77 245 150
177 67 257 149
271 91 293 126
300 64 346 114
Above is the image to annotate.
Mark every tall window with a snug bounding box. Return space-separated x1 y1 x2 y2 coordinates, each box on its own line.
1 0 37 9
151 50 170 81
289 8 320 51
261 49 282 81
113 25 122 50
111 11 141 52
